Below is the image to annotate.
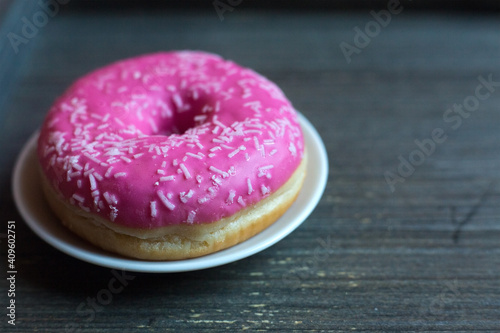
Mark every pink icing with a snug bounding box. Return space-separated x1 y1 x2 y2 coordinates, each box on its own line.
37 51 304 228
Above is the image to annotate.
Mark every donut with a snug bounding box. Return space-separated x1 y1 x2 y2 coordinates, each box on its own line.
37 51 306 260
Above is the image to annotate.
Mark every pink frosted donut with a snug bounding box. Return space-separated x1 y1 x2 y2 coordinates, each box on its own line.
37 51 306 260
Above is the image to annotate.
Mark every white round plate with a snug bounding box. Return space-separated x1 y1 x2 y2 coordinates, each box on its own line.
12 113 328 273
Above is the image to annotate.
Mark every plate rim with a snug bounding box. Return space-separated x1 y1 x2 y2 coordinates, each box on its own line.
12 112 328 273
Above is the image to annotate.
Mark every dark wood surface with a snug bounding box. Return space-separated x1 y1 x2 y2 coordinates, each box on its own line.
1 1 500 332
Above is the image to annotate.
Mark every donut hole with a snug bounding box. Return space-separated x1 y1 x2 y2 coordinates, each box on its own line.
150 93 213 137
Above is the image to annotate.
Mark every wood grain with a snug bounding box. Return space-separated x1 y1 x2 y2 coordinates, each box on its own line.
1 2 499 332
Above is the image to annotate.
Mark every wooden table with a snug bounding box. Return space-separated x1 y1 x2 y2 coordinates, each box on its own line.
1 1 499 332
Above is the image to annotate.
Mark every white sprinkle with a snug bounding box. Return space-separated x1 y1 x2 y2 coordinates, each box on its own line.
202 104 213 113
260 165 274 171
253 136 260 150
105 166 114 178
157 169 165 175
227 190 236 204
289 142 297 157
238 196 245 206
210 146 222 152
261 185 271 196
209 166 229 178
114 172 126 178
212 116 227 129
48 118 59 128
198 196 209 204
173 159 178 166
228 145 246 158
72 193 85 203
89 174 97 191
246 122 265 129
133 153 144 159
43 146 56 158
212 138 225 144
150 201 158 218
245 153 250 161
149 118 158 133
103 192 118 205
186 152 203 160
160 175 175 182
161 161 167 168
97 123 109 130
247 178 253 195
80 203 91 213
194 115 207 123
104 148 122 157
187 210 196 224
114 117 125 127
74 127 82 136
155 146 161 155
120 156 132 163
212 126 220 135
180 189 194 203
157 99 173 118
109 206 118 221
243 101 262 112
91 190 99 197
212 175 222 185
93 172 103 181
173 93 183 109
67 171 81 181
77 179 82 188
245 129 263 135
219 135 232 143
157 190 175 211
102 113 110 122
208 153 216 158
179 163 192 179
228 149 240 158
269 149 278 156
83 152 102 164
196 175 203 183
